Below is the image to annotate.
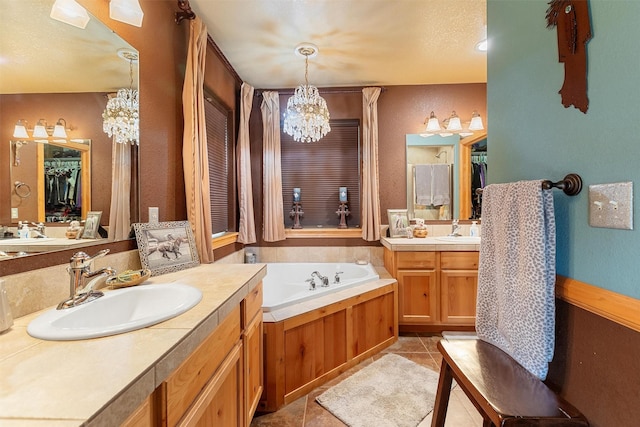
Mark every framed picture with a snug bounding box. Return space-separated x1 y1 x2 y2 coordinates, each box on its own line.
133 221 200 276
387 209 409 238
81 211 102 239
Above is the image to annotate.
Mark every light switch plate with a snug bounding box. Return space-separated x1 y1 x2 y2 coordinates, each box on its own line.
11 208 18 219
149 207 159 224
588 182 633 230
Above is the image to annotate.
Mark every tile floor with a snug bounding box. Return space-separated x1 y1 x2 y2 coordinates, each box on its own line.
250 333 484 427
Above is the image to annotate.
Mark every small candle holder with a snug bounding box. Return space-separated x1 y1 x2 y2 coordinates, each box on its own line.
290 202 304 229
336 202 350 229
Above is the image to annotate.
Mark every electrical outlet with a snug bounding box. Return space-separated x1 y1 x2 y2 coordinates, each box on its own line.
588 182 633 230
11 208 18 219
149 207 159 224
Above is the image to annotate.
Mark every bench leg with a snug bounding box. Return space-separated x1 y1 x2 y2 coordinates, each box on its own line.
431 358 454 427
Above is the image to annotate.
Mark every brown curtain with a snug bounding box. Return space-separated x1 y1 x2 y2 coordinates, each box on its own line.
361 87 382 241
236 82 257 244
182 17 213 263
261 91 286 242
107 139 131 240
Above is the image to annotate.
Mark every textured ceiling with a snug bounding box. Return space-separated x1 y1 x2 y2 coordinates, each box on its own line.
0 0 136 94
189 0 487 89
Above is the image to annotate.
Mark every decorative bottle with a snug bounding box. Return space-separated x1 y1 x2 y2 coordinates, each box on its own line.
470 221 479 237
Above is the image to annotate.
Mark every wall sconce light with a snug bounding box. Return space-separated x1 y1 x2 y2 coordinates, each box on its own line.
422 110 484 138
50 0 90 29
12 118 72 140
52 118 69 138
12 120 29 139
32 119 49 138
110 0 144 27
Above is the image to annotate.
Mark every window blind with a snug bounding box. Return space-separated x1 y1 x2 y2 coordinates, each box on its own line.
281 120 360 228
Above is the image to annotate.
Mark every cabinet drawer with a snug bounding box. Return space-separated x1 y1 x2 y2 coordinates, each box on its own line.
242 282 263 328
165 305 241 426
440 252 479 270
396 252 436 269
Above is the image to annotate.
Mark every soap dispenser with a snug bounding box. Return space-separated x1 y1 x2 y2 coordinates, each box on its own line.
470 221 479 237
18 222 30 239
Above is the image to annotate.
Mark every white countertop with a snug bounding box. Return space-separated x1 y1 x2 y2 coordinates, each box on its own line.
381 236 481 251
0 237 102 253
0 263 266 426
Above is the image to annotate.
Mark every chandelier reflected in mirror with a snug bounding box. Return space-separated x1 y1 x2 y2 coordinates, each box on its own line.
102 49 139 145
283 43 331 143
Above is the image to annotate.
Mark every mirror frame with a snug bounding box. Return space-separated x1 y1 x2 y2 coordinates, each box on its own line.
458 131 487 220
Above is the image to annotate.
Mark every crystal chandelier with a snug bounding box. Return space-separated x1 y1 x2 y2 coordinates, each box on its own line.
283 43 331 143
103 50 139 145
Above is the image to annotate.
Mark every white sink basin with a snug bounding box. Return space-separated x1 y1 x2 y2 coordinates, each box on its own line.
435 236 481 243
27 283 202 341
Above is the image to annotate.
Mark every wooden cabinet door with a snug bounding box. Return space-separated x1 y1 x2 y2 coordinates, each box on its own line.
440 270 478 325
121 394 155 427
396 269 438 324
178 342 243 427
244 313 263 426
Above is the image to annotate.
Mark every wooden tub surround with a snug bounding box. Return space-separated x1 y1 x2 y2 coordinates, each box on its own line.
259 274 398 412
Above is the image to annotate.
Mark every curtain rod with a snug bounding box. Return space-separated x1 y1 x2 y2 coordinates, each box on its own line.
176 0 196 24
255 87 386 97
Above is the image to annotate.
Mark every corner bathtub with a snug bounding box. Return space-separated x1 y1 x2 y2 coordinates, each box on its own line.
262 262 380 312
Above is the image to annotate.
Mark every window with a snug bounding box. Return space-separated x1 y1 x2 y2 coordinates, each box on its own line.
204 93 234 235
281 120 360 228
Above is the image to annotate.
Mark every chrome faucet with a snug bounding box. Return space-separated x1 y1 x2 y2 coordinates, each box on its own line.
30 222 47 238
449 219 462 237
57 249 116 309
311 271 330 287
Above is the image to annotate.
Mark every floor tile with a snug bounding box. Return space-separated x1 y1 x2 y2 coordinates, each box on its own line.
251 333 482 427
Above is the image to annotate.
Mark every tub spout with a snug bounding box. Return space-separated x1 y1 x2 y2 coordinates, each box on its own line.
312 271 329 287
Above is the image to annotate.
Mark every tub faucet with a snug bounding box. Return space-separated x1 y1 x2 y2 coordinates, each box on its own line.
312 271 329 287
334 271 344 284
449 219 462 237
57 249 116 309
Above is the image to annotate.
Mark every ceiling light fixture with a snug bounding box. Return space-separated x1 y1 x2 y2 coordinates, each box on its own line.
475 39 488 52
283 43 331 143
50 0 90 29
422 110 484 138
109 0 144 27
102 50 139 145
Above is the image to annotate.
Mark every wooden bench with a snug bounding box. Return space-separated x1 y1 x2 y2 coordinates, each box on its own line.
432 339 589 427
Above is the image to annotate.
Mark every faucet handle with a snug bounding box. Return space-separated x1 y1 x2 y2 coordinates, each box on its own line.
70 249 110 268
452 219 459 225
305 278 316 290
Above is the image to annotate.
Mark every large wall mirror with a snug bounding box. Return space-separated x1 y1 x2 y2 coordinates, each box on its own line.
406 134 460 220
0 0 139 258
406 132 488 221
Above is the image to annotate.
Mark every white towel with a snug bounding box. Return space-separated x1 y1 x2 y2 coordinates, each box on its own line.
431 164 450 206
475 180 556 380
414 165 433 205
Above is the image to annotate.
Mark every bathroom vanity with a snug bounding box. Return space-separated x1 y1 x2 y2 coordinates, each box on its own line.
382 236 480 332
0 263 265 427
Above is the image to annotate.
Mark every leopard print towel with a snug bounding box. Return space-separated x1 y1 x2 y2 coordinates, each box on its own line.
476 180 556 380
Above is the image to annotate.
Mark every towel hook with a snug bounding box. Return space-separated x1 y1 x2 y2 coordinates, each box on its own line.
541 173 582 196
